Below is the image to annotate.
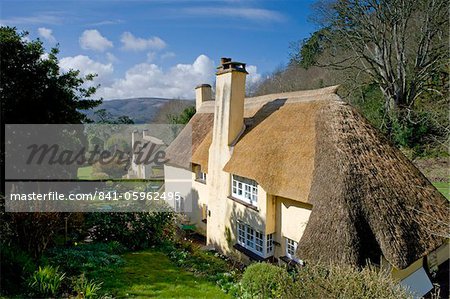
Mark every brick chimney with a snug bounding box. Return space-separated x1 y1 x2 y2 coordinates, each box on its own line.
195 84 212 111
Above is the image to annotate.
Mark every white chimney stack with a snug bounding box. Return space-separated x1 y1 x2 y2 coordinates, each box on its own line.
195 84 212 111
213 57 247 146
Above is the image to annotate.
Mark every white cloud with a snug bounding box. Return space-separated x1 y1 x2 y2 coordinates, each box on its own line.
38 27 56 43
120 32 166 51
161 52 176 60
88 19 124 26
182 7 285 22
79 29 113 52
146 51 156 62
0 13 63 26
246 65 262 85
106 52 118 63
96 55 262 100
98 54 215 99
59 55 114 87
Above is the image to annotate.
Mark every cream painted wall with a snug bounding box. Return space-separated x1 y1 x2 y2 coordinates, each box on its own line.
274 197 312 260
164 164 211 235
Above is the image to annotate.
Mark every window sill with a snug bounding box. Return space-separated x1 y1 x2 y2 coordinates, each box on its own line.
195 179 206 184
279 256 303 267
227 196 258 211
233 244 266 262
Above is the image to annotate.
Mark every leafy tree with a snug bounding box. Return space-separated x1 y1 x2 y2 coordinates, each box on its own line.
1 27 101 124
168 106 196 124
93 109 134 124
0 27 101 259
310 0 449 126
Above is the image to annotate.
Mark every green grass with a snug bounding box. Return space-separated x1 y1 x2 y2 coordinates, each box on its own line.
92 249 230 299
77 166 93 180
433 181 449 200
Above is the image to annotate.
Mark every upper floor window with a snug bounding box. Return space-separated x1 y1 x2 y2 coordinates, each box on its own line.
232 174 258 206
195 166 207 183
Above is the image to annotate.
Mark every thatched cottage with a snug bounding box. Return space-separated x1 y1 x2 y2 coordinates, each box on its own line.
164 58 449 292
127 130 165 179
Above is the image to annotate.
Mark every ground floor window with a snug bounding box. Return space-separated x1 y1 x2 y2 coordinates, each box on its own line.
237 222 274 258
285 237 299 261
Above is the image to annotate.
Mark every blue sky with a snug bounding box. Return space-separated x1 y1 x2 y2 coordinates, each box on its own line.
1 0 318 100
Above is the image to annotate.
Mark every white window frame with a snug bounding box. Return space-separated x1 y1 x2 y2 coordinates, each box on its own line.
237 221 274 258
231 175 258 207
285 238 299 261
266 233 274 256
195 166 207 183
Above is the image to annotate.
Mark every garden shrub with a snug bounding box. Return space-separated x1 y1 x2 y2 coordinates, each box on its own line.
289 262 413 299
241 262 292 299
27 265 66 297
86 211 176 250
0 243 35 295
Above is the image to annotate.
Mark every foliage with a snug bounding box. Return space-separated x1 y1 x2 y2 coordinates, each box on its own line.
215 271 243 297
165 241 232 278
0 243 35 295
86 211 176 250
92 156 128 178
290 28 330 69
93 108 134 124
168 106 196 124
27 265 66 297
288 263 412 299
0 26 101 125
4 212 72 258
255 0 449 156
1 27 101 260
43 242 125 277
72 274 103 298
240 263 291 299
311 0 448 114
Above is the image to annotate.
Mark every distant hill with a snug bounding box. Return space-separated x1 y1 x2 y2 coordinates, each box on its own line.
85 97 194 124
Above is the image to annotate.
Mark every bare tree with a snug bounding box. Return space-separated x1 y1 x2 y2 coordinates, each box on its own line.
312 0 449 120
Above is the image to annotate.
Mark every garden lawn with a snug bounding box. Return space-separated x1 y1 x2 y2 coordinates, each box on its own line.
93 249 230 299
77 166 93 180
433 182 449 200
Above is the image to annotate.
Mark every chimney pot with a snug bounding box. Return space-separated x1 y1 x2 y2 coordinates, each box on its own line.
217 57 248 75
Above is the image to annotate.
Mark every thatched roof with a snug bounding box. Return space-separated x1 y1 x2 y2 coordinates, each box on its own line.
296 100 449 269
165 85 448 269
165 113 213 169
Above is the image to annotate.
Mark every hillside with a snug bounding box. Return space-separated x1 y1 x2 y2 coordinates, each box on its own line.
85 98 194 124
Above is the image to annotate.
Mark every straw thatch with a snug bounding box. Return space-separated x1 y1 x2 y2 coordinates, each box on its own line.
296 100 449 269
223 100 327 201
165 113 213 169
167 86 337 173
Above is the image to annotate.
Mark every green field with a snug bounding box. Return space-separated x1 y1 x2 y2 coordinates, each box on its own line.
77 166 93 180
93 250 230 298
433 182 449 200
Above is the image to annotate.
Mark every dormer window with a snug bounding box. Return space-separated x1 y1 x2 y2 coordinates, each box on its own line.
231 174 258 207
195 166 207 183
